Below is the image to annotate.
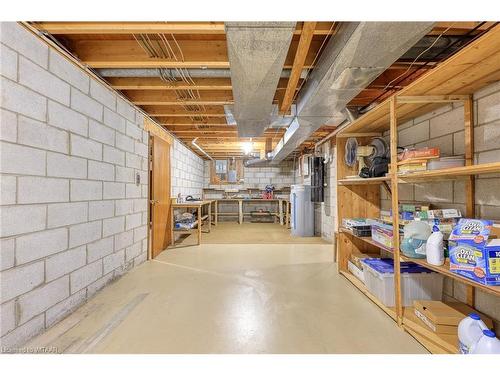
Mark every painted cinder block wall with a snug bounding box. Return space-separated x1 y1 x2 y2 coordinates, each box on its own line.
0 22 153 348
378 80 500 325
0 23 206 348
203 159 296 193
171 139 204 199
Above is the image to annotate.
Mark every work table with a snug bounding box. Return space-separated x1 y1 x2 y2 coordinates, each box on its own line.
210 198 290 226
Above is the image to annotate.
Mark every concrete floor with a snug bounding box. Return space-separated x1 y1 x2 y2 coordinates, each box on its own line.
26 224 427 354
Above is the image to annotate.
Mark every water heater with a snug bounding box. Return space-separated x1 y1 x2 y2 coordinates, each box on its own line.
290 184 315 237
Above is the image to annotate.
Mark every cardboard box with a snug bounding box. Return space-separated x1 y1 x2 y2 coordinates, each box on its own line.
449 219 500 286
349 252 379 269
414 300 493 334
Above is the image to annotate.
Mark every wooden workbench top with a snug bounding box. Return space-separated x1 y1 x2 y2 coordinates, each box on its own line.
172 200 214 208
213 198 289 202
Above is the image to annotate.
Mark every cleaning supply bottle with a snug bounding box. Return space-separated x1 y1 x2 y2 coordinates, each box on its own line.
471 330 500 354
426 226 444 266
458 313 489 354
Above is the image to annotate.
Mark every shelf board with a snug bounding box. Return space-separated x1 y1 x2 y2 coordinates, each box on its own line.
339 227 394 253
400 255 500 298
338 176 391 186
402 308 459 354
397 162 500 182
339 270 397 321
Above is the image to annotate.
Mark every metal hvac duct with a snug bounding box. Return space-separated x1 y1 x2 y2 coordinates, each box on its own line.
225 22 296 137
270 21 435 163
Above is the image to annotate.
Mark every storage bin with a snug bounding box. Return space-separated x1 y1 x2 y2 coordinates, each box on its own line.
427 156 465 170
361 258 444 307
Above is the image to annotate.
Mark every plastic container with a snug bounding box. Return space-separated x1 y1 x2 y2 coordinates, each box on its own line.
427 156 465 170
426 228 444 266
472 330 500 354
458 313 489 354
361 258 444 307
401 221 432 259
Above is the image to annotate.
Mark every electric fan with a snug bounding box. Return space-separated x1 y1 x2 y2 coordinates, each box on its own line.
344 137 389 178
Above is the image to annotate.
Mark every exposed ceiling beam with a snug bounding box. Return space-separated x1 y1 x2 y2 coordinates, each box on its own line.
108 77 232 90
159 119 229 128
107 77 294 91
33 21 336 36
173 132 283 137
164 126 237 132
70 40 322 69
88 61 231 69
143 106 225 116
280 22 317 114
136 100 233 106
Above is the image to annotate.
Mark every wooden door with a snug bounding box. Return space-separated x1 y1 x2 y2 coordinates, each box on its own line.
151 136 171 258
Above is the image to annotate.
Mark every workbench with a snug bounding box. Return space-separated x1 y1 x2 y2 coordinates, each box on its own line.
171 200 214 246
210 198 290 226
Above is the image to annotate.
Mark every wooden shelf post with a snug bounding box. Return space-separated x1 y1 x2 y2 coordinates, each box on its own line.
390 96 403 325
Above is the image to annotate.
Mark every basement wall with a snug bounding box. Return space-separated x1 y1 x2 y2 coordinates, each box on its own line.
379 80 500 326
203 160 295 193
0 23 150 348
171 139 204 199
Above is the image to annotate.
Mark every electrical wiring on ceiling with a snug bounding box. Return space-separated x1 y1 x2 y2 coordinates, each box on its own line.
133 33 208 124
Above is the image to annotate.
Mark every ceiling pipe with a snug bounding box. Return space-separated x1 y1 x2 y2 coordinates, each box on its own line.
191 138 213 161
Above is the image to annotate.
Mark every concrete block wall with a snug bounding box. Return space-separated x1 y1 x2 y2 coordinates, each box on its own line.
379 80 500 326
171 139 204 199
0 23 149 348
203 160 295 192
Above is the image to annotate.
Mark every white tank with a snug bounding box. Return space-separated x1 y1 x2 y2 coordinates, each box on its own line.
458 313 488 354
290 184 314 237
472 330 500 354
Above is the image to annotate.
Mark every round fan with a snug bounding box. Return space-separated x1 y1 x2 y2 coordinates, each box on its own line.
344 137 358 167
364 137 389 167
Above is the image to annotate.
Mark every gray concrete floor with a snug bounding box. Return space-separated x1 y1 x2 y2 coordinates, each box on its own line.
27 224 427 353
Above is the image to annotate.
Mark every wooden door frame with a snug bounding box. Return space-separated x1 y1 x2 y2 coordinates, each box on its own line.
145 119 173 260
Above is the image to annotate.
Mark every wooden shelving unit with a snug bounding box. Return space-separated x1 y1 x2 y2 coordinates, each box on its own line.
338 176 391 186
335 25 500 354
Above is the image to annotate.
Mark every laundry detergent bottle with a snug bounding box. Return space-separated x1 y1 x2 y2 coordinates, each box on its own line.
458 313 489 354
426 226 444 266
472 330 500 354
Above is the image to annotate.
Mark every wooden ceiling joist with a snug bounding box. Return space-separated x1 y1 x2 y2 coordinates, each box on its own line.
280 22 316 114
158 118 227 126
143 106 226 117
108 77 232 90
33 21 336 36
71 39 323 69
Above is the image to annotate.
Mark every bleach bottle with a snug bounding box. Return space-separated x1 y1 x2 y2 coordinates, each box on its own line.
472 330 500 354
426 226 444 266
458 313 488 354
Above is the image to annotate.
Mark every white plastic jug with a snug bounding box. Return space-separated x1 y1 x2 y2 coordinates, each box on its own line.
472 330 500 354
458 313 489 354
426 228 444 266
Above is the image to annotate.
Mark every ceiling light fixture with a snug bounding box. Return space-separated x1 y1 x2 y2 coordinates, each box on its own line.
242 140 253 155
